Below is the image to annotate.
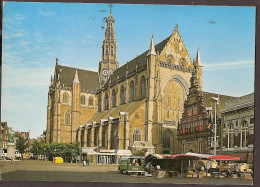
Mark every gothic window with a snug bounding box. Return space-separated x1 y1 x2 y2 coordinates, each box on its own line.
133 128 141 142
112 89 117 108
89 96 93 106
228 123 234 148
120 85 125 105
104 93 109 110
130 80 135 102
80 95 85 105
63 92 69 103
167 97 171 108
240 121 248 148
111 46 114 55
140 76 146 98
106 46 109 55
65 111 71 125
163 130 171 149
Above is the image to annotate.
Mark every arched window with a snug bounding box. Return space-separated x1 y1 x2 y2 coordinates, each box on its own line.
106 46 108 55
89 96 93 106
104 93 109 110
241 121 248 148
133 128 141 142
112 89 117 108
167 97 171 108
130 80 135 102
111 46 114 55
80 95 85 105
120 85 125 105
163 130 171 149
65 111 71 125
63 92 69 103
140 76 146 98
228 123 234 148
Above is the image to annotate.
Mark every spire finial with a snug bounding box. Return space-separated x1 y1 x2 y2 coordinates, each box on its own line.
175 23 178 31
73 69 80 83
109 3 113 14
147 35 156 56
196 48 202 66
56 57 58 66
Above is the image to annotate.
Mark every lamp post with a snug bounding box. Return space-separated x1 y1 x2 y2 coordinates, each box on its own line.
211 96 219 156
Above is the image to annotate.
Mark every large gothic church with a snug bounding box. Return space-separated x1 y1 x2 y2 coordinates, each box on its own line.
46 10 203 154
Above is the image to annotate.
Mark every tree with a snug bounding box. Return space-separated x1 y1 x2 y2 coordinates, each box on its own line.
30 140 43 159
15 135 28 161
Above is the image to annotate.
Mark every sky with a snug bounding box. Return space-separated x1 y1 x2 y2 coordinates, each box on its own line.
2 2 255 138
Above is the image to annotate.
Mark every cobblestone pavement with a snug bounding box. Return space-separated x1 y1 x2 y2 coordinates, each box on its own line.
0 160 253 185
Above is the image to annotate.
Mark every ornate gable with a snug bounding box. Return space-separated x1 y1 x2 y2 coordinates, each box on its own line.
158 24 193 68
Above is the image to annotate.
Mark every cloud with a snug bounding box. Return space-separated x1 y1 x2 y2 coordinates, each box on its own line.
3 28 25 40
39 10 56 17
4 13 26 24
203 59 254 71
2 64 53 90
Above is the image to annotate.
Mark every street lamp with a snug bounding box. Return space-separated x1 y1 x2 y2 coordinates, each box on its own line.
211 96 219 156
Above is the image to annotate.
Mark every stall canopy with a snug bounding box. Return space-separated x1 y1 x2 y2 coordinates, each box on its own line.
208 155 240 161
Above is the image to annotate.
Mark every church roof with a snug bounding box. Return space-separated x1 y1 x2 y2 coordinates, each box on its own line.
87 100 145 123
107 35 171 84
57 65 99 91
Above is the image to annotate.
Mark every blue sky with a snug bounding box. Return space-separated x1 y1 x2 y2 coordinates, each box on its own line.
2 2 255 138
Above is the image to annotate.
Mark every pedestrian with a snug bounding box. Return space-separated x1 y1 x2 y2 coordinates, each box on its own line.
83 160 86 167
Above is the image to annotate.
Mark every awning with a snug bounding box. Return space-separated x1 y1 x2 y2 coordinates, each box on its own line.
208 155 240 161
117 150 132 155
81 147 97 154
185 152 212 159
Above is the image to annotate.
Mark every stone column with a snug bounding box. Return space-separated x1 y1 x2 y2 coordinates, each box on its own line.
118 113 125 150
78 128 82 146
91 122 96 147
124 113 130 149
84 127 88 147
99 121 103 147
108 117 113 149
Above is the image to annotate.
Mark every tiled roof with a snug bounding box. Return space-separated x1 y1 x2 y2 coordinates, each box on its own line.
87 100 145 123
107 36 171 84
57 65 99 91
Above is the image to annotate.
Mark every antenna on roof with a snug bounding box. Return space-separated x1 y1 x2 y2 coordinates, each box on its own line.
109 3 113 14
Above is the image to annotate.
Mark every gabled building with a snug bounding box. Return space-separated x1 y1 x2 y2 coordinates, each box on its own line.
177 69 235 154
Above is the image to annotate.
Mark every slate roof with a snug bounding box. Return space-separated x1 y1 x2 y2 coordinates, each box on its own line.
87 100 145 123
57 65 99 91
107 36 171 84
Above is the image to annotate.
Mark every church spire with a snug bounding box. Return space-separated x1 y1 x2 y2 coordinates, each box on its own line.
98 5 119 87
196 48 202 66
73 69 80 83
147 35 156 56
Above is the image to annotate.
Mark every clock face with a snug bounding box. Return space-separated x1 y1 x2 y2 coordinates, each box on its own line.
103 69 109 76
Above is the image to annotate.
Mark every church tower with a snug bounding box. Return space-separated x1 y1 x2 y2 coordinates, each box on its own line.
99 5 119 87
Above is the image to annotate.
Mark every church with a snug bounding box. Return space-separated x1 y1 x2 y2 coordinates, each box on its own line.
45 9 203 156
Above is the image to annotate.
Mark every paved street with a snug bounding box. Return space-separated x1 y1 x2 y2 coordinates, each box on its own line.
0 160 253 185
